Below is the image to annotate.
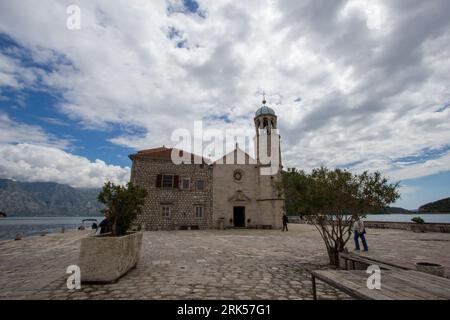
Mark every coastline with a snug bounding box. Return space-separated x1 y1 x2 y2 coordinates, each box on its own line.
2 213 450 241
0 216 102 241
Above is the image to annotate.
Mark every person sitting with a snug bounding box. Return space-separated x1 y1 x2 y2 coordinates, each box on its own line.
98 209 113 234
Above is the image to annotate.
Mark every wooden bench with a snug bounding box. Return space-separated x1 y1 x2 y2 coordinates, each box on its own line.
339 252 410 271
310 269 450 300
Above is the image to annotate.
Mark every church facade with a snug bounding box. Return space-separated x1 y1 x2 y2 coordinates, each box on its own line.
129 101 285 230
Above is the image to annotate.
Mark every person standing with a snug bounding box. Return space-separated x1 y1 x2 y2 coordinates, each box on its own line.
353 218 368 251
282 214 289 232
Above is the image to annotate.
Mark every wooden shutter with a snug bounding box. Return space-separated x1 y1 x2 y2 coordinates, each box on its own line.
156 174 162 188
174 175 179 189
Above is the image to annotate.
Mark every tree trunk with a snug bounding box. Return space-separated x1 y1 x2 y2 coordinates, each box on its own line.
327 247 340 267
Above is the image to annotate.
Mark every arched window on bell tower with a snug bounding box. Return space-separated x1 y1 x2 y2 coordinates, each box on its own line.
263 119 269 134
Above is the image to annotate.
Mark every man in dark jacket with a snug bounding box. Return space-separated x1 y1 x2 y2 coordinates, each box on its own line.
98 209 113 234
282 214 289 232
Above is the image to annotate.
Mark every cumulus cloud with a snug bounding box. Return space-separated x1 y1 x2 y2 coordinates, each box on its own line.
0 113 130 188
0 143 130 188
0 0 449 184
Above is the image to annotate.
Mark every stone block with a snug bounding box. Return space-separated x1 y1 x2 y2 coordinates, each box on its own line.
78 232 143 283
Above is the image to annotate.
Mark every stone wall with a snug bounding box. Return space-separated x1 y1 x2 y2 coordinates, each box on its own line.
130 157 213 230
213 162 260 228
291 220 450 233
212 148 284 229
256 170 284 229
256 199 284 229
130 148 284 230
365 221 450 233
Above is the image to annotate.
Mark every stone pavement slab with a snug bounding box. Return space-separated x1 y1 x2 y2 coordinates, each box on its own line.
1 224 449 300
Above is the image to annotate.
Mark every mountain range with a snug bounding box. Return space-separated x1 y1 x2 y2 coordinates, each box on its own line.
0 178 448 216
383 206 414 214
0 179 103 217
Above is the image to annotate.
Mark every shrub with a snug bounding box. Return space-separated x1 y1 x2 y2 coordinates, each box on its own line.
411 216 425 224
97 182 147 236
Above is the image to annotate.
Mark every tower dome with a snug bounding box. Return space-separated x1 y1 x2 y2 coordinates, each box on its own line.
255 106 276 117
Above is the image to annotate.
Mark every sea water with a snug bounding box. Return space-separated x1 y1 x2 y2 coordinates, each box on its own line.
0 216 103 240
1 214 449 241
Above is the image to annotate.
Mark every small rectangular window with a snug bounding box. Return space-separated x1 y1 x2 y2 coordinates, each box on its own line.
162 175 174 188
161 206 170 218
195 206 204 218
196 180 204 191
182 178 190 190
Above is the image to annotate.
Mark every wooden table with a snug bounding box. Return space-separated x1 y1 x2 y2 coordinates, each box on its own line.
310 269 450 300
339 252 411 271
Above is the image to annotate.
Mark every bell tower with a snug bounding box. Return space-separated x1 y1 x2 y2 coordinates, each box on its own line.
253 95 281 171
252 94 285 229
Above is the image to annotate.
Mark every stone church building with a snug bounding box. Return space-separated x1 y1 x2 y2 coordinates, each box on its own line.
129 101 285 230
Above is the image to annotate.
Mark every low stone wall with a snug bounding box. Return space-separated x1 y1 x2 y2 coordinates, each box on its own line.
365 221 450 233
290 219 450 233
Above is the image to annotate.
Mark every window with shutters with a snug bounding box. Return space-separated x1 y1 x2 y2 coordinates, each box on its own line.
161 206 170 218
181 178 190 190
155 174 162 188
162 174 174 188
194 206 204 218
196 180 205 191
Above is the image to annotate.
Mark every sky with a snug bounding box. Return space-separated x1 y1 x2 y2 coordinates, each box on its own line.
0 0 449 209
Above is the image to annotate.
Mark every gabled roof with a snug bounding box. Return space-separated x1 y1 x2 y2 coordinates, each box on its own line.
129 146 209 164
213 146 256 165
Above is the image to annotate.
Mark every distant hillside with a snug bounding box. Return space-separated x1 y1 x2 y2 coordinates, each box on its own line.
367 206 412 214
419 197 450 213
385 206 413 214
0 179 103 216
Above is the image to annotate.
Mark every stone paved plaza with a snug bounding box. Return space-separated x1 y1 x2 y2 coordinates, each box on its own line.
1 224 449 300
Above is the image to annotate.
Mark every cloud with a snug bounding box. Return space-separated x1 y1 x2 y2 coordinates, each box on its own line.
0 143 130 188
387 151 450 181
0 0 449 184
39 116 71 127
0 52 37 90
397 184 417 196
0 112 69 148
0 112 130 188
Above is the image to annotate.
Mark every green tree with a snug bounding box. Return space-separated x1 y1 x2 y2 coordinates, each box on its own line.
97 182 147 236
279 167 399 266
